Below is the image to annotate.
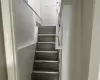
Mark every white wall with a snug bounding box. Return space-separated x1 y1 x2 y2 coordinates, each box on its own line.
17 44 36 80
12 0 37 80
72 0 94 80
62 5 73 80
28 0 41 16
28 0 41 43
1 0 40 80
12 0 35 48
61 0 94 80
0 5 7 80
80 0 94 80
40 0 57 26
88 0 100 80
61 0 77 80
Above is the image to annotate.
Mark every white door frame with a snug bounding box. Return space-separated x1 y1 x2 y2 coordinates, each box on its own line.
1 0 18 80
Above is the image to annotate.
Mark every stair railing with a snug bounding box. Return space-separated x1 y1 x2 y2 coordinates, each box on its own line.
56 1 63 49
56 22 63 49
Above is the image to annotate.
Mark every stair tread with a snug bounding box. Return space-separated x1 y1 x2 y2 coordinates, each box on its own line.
40 26 56 27
32 71 58 74
38 34 56 36
36 51 58 54
36 51 58 53
35 60 58 63
38 42 55 44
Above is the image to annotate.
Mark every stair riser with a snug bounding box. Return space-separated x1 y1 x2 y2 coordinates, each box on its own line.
38 27 56 34
31 74 59 80
34 62 58 71
36 43 56 51
38 36 55 42
35 52 58 60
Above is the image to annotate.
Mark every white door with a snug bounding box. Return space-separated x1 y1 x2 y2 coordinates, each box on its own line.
41 0 58 26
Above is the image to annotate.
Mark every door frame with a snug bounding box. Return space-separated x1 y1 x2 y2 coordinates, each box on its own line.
1 0 18 80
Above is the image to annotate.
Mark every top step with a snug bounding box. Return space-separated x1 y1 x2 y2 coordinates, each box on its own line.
38 26 56 34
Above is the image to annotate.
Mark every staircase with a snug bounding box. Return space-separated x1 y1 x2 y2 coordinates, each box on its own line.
31 26 59 80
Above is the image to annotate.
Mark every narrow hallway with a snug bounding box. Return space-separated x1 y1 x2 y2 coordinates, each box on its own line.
0 0 96 80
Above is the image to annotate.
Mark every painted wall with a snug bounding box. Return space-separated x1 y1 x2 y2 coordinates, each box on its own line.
28 0 41 16
72 0 94 80
12 0 35 48
17 44 36 80
61 0 94 80
88 0 100 80
80 0 94 80
0 4 7 80
62 5 73 80
61 0 77 80
12 0 37 80
28 0 41 43
40 0 57 26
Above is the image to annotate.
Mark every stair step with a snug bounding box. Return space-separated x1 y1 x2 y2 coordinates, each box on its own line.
38 42 55 44
36 43 55 51
36 51 58 53
38 36 55 42
38 26 56 34
31 26 59 80
32 71 58 74
38 34 56 36
41 26 56 27
35 60 58 63
34 60 58 71
35 51 58 60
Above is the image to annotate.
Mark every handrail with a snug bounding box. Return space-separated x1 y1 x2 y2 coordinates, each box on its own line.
56 24 62 49
58 0 64 25
23 0 42 21
57 25 61 46
56 0 64 48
